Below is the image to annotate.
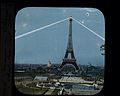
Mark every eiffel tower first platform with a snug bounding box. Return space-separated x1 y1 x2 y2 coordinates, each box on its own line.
59 16 79 70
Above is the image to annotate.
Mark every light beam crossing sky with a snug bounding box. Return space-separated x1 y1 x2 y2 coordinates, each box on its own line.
15 7 105 66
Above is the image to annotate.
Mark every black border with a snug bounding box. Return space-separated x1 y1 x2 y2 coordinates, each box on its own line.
1 0 115 96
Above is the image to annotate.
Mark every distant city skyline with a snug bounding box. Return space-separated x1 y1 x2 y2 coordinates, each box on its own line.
15 7 105 66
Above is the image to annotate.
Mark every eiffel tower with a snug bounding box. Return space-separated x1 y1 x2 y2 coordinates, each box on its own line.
59 16 79 70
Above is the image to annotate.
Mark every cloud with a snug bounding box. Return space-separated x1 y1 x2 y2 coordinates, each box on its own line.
26 13 30 17
22 23 28 27
62 9 67 13
86 9 98 12
78 8 98 12
81 20 84 24
96 43 101 47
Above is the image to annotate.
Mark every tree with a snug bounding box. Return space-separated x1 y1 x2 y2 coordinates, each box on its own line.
100 44 105 55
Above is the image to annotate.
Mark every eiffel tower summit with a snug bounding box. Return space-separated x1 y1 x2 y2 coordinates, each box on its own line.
59 16 79 70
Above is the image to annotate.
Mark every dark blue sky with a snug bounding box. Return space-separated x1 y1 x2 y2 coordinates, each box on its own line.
15 7 105 66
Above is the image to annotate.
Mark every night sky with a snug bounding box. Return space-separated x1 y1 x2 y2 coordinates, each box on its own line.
15 7 105 66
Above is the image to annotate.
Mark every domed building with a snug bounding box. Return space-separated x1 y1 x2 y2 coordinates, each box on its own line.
47 61 52 68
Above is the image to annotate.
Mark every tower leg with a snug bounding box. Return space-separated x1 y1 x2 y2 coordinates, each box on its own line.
60 62 79 70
